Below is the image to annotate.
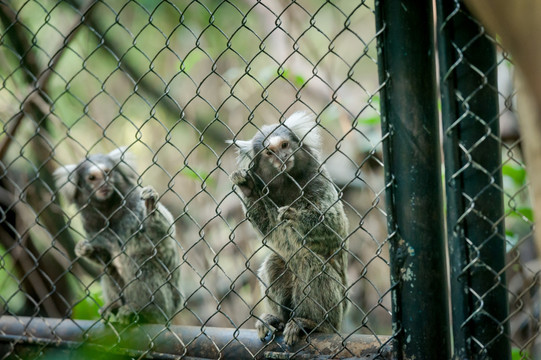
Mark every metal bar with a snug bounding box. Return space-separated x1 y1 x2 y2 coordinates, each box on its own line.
375 1 451 359
436 1 510 359
0 316 392 359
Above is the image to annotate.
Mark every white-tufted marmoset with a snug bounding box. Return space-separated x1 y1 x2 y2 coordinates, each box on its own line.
54 148 182 324
229 112 349 346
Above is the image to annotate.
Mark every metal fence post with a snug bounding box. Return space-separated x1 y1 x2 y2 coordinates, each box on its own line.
375 1 451 359
437 1 510 359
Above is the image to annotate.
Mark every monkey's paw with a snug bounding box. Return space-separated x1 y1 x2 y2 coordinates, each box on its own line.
256 313 285 341
75 241 94 258
100 302 121 321
141 186 159 213
283 320 302 346
230 170 255 197
115 305 139 325
230 170 249 185
278 206 298 223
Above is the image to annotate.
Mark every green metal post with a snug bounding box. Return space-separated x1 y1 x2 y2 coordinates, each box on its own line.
437 1 510 359
375 1 451 359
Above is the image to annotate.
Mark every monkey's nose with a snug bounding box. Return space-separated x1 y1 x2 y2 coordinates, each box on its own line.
267 136 289 154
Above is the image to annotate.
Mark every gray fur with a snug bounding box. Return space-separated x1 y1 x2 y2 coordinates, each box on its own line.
229 112 349 346
54 149 182 324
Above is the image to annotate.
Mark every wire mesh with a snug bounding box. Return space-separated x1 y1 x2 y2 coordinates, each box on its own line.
1 1 537 359
438 2 538 359
0 0 391 358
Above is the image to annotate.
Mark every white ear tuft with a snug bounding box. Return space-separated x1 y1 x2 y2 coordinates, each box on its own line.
108 147 138 181
227 139 254 169
283 111 321 151
107 147 136 168
54 164 78 203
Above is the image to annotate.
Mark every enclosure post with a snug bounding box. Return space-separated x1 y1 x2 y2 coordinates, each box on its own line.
437 1 510 359
375 1 451 359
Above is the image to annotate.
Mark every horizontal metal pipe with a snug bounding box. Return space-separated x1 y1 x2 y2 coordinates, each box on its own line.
0 316 393 359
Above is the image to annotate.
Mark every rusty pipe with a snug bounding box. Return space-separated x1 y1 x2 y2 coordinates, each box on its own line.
0 316 393 359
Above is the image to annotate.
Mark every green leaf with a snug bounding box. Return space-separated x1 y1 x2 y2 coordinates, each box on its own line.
512 347 528 360
71 284 103 320
182 167 204 180
180 51 205 73
516 207 534 222
0 248 25 313
181 167 216 187
356 115 380 125
279 68 306 87
502 163 527 185
294 75 306 87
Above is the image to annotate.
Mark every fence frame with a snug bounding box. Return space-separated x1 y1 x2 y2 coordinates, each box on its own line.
0 1 519 359
437 1 510 359
375 1 451 359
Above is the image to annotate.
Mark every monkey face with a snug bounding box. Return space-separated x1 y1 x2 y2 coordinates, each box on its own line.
82 163 115 201
55 148 138 207
231 112 321 187
262 135 295 172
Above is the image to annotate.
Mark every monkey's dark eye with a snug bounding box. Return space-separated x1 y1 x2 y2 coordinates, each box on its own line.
265 150 272 156
281 141 289 149
88 175 96 181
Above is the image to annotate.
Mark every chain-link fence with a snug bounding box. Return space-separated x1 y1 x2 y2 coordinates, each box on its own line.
0 0 391 358
437 2 537 359
0 0 538 359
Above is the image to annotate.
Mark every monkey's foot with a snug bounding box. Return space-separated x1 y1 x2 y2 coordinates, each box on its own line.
256 313 285 341
278 206 298 223
75 240 94 258
115 305 139 325
283 320 302 346
283 317 319 346
141 186 159 213
100 302 121 320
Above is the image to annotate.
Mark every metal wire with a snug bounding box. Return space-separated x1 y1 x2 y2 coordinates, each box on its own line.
438 2 537 359
1 1 536 359
0 1 391 359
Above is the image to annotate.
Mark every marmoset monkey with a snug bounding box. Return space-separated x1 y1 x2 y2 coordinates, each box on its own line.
54 148 182 324
229 112 349 346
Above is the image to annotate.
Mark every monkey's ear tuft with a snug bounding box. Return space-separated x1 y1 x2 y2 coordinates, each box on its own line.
227 139 254 168
54 164 78 202
283 111 321 151
108 147 138 182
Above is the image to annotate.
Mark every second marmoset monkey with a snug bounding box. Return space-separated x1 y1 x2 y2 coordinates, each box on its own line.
229 112 349 346
54 148 182 324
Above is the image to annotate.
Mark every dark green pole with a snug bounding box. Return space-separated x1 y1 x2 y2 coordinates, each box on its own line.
375 1 451 359
437 1 510 359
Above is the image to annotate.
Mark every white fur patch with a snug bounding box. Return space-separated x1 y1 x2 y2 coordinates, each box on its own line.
283 111 321 158
228 112 322 169
267 136 282 149
53 164 78 203
87 164 107 178
227 139 254 169
284 112 320 148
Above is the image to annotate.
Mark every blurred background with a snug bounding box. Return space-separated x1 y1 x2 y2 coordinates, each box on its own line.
0 1 538 355
0 0 392 337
